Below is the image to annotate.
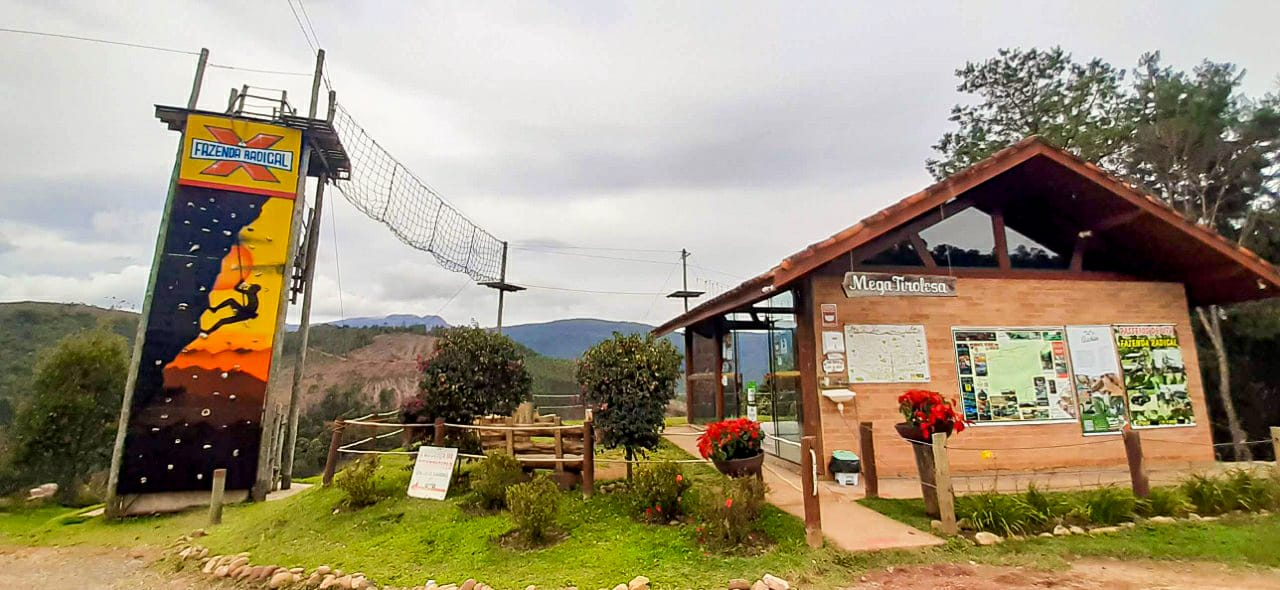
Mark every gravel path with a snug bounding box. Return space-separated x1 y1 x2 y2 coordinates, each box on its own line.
4 544 1279 589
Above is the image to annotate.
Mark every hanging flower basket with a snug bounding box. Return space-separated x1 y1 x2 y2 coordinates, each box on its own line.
697 418 764 478
895 389 967 443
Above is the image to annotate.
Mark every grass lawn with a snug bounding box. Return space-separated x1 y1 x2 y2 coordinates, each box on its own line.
5 443 1280 589
858 496 1280 569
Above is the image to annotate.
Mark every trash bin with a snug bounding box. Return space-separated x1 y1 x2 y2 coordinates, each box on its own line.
829 449 861 486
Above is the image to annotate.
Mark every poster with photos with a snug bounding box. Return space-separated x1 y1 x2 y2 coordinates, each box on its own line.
953 328 1076 424
1114 324 1194 428
1066 325 1128 435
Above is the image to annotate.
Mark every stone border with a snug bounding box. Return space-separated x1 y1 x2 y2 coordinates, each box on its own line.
167 533 796 590
959 509 1273 546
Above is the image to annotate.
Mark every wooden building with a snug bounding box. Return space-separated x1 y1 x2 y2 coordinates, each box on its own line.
654 137 1280 477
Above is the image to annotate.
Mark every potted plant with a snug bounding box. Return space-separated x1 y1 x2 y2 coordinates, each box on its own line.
895 389 967 443
696 418 764 478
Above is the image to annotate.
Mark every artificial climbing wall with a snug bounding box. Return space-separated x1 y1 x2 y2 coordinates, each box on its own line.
117 114 303 495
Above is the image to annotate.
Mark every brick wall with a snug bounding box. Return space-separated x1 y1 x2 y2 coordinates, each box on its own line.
807 275 1215 478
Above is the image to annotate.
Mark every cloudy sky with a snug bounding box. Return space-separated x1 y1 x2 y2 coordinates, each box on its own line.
2 1 1278 327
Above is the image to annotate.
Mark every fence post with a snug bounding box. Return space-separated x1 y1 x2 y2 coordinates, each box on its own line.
912 440 940 517
433 417 446 447
208 468 227 525
1271 426 1279 462
582 412 595 498
321 420 344 487
800 435 823 548
859 422 879 499
931 432 957 535
1122 426 1150 498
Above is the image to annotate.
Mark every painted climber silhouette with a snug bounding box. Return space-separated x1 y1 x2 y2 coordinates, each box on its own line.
203 279 261 335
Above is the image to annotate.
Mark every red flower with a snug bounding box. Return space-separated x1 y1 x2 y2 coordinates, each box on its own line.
696 418 763 461
725 498 734 509
897 389 969 437
675 474 683 482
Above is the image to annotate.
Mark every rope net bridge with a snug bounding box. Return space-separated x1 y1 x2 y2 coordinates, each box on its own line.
330 104 504 283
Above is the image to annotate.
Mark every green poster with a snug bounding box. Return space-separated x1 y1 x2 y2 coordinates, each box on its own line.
1114 325 1194 428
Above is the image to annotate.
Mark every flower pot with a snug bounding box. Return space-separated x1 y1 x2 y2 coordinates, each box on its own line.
712 452 764 478
894 422 954 443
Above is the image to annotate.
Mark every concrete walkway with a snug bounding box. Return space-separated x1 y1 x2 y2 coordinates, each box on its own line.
663 426 944 553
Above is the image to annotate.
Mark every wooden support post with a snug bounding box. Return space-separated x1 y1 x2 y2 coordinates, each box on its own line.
912 440 940 517
582 412 595 498
800 436 823 548
433 417 446 447
931 432 957 535
1271 426 1280 462
1122 426 1150 498
505 429 515 455
554 416 565 473
321 421 344 487
859 422 879 499
209 468 227 525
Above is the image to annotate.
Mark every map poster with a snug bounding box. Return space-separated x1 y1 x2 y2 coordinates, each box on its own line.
408 446 459 500
844 324 929 383
1114 325 1194 428
952 328 1076 424
1066 326 1127 435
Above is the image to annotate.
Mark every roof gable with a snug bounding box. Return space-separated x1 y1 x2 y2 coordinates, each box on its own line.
654 137 1280 336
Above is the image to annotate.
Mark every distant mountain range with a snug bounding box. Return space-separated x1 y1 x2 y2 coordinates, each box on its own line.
297 314 772 384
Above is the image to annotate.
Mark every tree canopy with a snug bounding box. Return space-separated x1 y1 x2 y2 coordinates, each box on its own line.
576 333 682 467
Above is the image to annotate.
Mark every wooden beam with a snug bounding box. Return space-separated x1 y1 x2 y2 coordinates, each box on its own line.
992 207 1011 270
792 276 826 475
683 329 694 423
1069 237 1087 272
1091 208 1145 232
908 232 937 269
847 194 981 267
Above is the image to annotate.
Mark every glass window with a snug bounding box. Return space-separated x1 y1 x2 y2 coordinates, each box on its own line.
1007 226 1069 269
860 240 925 266
919 207 999 268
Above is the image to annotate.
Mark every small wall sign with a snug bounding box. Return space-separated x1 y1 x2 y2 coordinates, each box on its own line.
820 303 838 327
407 445 459 500
843 271 957 298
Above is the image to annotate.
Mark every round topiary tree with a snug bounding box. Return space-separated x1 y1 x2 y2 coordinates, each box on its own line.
402 326 532 427
576 333 682 477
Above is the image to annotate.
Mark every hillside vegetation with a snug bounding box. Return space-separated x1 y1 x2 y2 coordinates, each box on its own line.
0 302 137 426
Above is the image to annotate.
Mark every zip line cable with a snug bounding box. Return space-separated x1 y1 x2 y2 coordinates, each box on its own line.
511 242 682 254
329 196 346 321
0 27 312 76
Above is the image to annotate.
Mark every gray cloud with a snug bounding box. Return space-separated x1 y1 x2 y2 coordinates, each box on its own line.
4 0 1280 327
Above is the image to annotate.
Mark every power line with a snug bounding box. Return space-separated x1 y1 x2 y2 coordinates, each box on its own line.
0 27 312 76
329 193 346 321
511 246 678 266
284 0 318 53
688 263 748 280
512 242 681 254
641 263 681 322
520 283 666 296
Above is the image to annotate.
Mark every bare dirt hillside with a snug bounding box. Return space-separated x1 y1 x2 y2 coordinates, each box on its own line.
269 332 437 411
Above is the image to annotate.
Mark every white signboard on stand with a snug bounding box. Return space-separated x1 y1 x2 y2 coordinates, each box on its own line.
407 446 458 500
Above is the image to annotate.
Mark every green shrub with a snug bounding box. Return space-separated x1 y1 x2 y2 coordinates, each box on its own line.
1080 486 1136 525
631 462 692 522
336 456 388 508
1136 487 1191 517
577 333 683 466
1223 468 1276 512
695 476 767 549
401 326 532 428
468 452 524 510
506 475 560 542
957 491 1035 535
1022 484 1069 528
1181 473 1234 516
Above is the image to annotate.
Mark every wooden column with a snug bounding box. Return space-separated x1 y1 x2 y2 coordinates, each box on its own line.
714 327 726 421
991 206 1011 269
433 417 446 446
582 412 595 498
859 422 879 499
793 277 826 474
800 436 823 548
931 432 957 535
321 421 344 487
554 416 565 473
1271 426 1280 463
684 328 695 421
912 440 940 517
1123 426 1150 498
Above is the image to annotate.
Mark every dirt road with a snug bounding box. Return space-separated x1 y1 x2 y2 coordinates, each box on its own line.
3 545 1279 589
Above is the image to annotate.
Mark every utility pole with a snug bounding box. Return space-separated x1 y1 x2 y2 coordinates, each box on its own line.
665 247 704 313
497 242 509 333
480 241 524 334
280 53 331 490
